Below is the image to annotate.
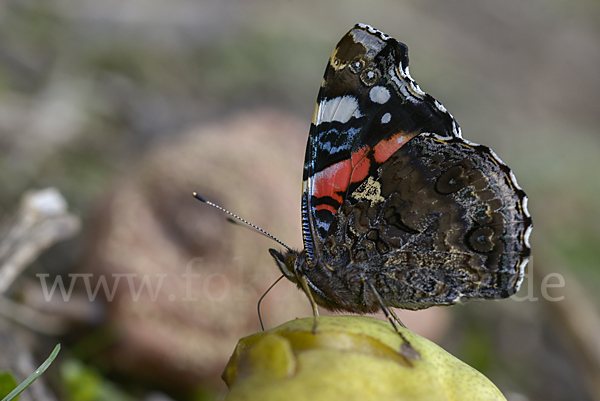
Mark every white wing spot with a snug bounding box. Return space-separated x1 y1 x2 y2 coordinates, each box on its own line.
317 96 363 125
381 112 391 124
369 86 391 104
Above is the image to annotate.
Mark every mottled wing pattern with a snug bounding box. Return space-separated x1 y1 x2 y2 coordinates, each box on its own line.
321 134 532 309
302 24 461 264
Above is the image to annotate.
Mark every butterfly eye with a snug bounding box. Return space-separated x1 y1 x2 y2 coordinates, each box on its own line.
360 67 380 86
286 254 298 270
349 58 364 73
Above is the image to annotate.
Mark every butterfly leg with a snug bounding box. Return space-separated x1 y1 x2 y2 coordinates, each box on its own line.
363 278 420 360
299 275 320 334
388 307 407 329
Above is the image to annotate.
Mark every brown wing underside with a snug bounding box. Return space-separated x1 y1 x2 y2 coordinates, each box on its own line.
318 133 531 310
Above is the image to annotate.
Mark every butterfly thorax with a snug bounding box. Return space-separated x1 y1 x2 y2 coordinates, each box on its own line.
269 247 382 314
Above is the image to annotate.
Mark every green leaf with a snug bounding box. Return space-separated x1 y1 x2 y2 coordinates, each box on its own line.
0 371 19 400
61 359 137 401
1 344 61 401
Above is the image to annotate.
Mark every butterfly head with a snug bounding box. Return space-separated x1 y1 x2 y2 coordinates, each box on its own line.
268 248 305 285
270 248 345 312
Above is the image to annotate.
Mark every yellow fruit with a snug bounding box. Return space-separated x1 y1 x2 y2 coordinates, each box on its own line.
222 316 506 401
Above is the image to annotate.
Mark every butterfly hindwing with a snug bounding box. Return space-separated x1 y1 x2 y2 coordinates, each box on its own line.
319 133 531 309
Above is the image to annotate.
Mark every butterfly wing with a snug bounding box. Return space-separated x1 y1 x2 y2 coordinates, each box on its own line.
302 24 461 264
299 24 531 311
320 133 532 309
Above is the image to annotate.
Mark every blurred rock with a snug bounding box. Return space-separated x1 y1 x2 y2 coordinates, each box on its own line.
81 110 315 391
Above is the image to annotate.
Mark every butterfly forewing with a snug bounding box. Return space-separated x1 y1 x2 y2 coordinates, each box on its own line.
302 24 463 263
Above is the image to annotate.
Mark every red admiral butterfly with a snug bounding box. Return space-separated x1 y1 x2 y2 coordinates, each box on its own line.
269 24 532 320
195 24 532 344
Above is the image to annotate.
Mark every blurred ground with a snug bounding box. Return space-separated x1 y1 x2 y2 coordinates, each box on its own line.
1 0 599 400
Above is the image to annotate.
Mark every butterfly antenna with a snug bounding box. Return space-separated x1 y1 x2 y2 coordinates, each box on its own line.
192 192 293 253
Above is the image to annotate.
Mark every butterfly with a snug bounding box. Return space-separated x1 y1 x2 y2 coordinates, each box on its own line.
268 23 532 327
194 23 532 353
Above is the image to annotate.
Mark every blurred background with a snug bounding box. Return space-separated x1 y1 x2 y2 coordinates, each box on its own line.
1 0 599 400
